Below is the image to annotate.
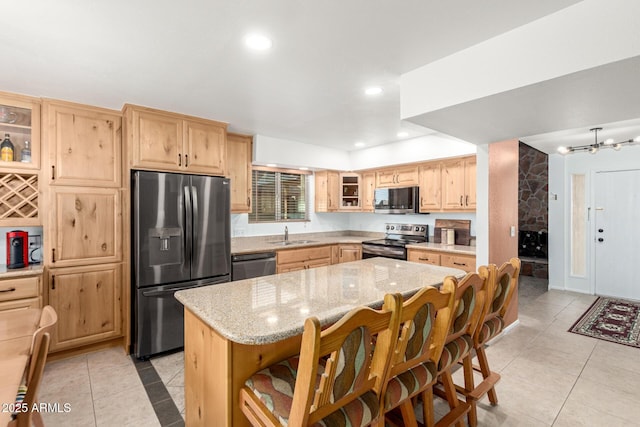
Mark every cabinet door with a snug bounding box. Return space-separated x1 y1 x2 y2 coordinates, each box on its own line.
464 157 477 209
327 171 340 211
50 187 121 267
0 92 41 171
360 172 376 212
227 133 253 213
395 165 419 186
376 169 396 188
339 173 360 210
442 159 466 210
314 171 329 213
130 108 182 170
184 119 226 175
418 162 442 212
48 263 122 351
338 244 362 263
46 101 122 187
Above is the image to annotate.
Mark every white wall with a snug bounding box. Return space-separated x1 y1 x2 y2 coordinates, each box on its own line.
401 0 640 118
254 134 351 170
548 145 640 293
349 134 476 170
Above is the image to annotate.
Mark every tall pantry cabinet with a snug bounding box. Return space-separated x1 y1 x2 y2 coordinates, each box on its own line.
43 100 124 352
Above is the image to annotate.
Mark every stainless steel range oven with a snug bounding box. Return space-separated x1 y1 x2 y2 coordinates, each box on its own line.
362 223 429 260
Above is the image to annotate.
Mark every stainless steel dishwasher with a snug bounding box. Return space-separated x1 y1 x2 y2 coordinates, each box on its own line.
231 252 277 280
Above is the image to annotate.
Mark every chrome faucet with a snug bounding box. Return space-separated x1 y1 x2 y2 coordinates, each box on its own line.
284 226 289 242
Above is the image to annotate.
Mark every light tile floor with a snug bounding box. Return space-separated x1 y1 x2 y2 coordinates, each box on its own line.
38 276 640 426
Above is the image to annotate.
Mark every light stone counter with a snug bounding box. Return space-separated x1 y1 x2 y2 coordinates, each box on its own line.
0 264 44 279
176 257 465 345
405 242 476 256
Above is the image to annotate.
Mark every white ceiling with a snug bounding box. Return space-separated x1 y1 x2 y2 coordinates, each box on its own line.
0 0 589 153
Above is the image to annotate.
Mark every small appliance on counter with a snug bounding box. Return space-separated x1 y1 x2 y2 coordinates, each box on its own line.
6 230 28 269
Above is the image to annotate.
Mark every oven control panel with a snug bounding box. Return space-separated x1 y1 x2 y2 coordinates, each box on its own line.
385 223 428 237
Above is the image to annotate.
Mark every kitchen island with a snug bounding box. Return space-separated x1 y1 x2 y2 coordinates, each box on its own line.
175 257 465 427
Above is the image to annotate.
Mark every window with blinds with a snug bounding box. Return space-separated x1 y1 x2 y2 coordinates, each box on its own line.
250 169 309 223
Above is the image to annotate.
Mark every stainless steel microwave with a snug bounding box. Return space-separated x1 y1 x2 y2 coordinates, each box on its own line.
374 186 419 214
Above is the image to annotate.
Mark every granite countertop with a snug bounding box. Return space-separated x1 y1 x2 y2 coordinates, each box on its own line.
405 242 476 256
175 257 465 345
231 233 382 255
0 264 44 279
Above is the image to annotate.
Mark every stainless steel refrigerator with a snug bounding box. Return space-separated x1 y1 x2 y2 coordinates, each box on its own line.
132 170 230 358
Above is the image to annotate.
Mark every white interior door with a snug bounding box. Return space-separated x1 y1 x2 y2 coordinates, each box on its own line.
594 169 640 299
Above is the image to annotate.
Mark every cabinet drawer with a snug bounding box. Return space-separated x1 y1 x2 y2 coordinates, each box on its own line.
407 250 440 266
0 276 40 303
277 246 332 265
0 296 41 312
440 254 476 273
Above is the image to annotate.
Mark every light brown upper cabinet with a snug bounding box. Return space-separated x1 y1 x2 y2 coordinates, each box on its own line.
442 155 476 211
375 164 419 188
0 91 41 171
360 172 375 212
227 132 253 213
314 170 340 212
44 100 122 187
339 173 360 210
124 104 227 176
49 187 122 267
418 162 442 212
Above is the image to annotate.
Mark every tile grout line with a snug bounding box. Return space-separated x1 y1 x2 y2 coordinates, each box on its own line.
131 356 183 427
86 357 98 427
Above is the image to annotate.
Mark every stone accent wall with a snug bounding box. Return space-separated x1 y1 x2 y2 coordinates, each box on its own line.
519 142 548 232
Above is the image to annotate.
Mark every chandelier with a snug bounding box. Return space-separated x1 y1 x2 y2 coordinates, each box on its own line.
557 127 640 155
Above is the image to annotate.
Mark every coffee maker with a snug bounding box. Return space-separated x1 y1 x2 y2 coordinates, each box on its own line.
6 230 28 269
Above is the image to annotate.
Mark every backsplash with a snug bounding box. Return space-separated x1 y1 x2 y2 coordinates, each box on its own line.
0 226 43 265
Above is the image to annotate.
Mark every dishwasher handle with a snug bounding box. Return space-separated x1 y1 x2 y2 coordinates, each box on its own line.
232 252 276 262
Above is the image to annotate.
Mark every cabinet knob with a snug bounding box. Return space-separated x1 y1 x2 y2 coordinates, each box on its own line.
598 238 604 242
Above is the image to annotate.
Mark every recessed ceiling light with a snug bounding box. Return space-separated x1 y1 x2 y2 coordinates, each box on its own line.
266 163 277 167
244 33 273 51
354 142 366 148
364 87 383 96
397 132 409 138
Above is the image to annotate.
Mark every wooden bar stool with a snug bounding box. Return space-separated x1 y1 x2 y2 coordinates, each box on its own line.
379 282 456 427
433 272 487 427
459 258 520 427
240 293 402 427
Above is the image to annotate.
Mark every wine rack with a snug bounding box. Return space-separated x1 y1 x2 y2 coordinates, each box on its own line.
0 172 39 225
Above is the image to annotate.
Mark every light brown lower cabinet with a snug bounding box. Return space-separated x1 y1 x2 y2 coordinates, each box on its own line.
276 246 332 273
0 274 41 312
47 263 122 351
407 248 476 273
336 244 362 263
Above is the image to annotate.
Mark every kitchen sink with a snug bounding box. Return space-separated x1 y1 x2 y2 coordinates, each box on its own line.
268 240 317 246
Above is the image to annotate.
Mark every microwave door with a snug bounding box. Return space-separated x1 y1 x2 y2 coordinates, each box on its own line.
133 171 190 288
190 175 231 280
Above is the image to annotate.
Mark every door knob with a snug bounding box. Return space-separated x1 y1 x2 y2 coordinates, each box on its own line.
598 238 604 242
598 228 604 233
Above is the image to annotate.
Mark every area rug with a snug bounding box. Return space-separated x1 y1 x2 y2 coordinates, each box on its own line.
569 297 640 348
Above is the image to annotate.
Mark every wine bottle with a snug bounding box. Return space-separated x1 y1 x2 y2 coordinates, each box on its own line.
0 133 14 161
21 140 31 163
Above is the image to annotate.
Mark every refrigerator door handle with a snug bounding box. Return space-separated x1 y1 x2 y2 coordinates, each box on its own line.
184 185 192 266
191 185 199 244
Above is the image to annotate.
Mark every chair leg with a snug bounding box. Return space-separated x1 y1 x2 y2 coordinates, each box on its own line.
422 386 435 427
440 370 465 427
462 355 477 427
399 399 419 427
476 346 498 405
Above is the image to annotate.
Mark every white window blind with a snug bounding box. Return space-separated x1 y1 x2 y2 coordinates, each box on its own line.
250 169 308 223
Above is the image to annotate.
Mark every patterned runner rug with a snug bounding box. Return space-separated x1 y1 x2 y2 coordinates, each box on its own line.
569 297 640 348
